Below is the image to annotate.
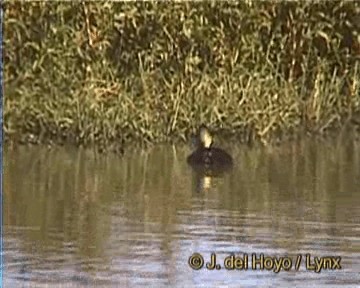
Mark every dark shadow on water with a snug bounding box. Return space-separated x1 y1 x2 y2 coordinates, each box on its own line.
188 161 233 194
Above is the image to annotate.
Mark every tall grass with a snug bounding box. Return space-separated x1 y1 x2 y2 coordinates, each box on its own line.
3 1 360 149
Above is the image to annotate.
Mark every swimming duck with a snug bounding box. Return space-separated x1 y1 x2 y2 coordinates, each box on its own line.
187 125 233 174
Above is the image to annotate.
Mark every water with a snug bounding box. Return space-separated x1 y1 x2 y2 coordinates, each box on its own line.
3 138 360 287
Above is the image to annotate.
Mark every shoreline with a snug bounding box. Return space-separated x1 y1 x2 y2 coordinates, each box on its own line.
4 119 360 154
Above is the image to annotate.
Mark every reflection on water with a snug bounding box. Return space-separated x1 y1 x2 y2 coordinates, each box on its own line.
3 138 360 287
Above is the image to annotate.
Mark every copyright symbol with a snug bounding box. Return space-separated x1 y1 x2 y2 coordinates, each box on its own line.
188 253 204 270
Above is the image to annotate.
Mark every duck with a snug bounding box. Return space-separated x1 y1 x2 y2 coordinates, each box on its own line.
187 125 233 174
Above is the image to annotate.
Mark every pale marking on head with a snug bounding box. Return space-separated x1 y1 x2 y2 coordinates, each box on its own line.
200 126 213 148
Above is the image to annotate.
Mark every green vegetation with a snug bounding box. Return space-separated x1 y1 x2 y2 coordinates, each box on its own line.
3 1 360 151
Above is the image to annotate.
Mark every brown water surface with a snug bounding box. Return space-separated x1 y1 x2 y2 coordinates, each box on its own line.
3 138 360 287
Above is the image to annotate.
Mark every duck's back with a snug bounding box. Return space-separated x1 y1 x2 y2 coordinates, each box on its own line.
187 147 233 169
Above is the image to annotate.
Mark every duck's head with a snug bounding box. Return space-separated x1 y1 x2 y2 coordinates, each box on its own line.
199 125 213 149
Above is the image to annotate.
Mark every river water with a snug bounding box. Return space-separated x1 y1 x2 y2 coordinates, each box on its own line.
3 137 360 287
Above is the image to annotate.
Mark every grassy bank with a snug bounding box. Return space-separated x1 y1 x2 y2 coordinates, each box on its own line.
3 1 360 151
